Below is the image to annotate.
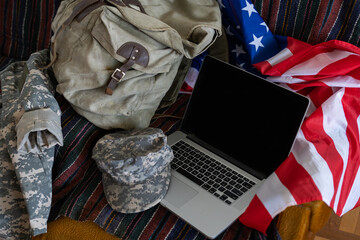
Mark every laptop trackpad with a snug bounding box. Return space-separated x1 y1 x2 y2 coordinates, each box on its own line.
166 176 198 208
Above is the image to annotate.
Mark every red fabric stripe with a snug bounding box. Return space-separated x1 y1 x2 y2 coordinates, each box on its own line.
275 153 322 204
335 88 360 214
138 206 168 240
285 83 314 96
318 1 342 41
0 2 4 43
180 81 194 93
86 197 109 221
254 60 273 74
53 123 92 184
221 220 244 239
316 55 360 77
349 67 360 80
150 94 188 129
301 106 344 208
258 40 360 76
286 37 312 55
66 167 99 216
260 0 270 21
3 1 14 57
39 0 47 50
355 197 360 212
46 1 54 48
239 195 273 234
287 80 330 91
254 37 311 74
308 86 334 108
78 181 104 221
268 0 280 33
156 214 179 240
52 153 93 204
52 129 100 203
307 0 331 44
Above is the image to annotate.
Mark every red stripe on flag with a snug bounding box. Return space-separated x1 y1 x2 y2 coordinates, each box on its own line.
286 37 312 55
258 40 360 77
335 88 360 214
301 105 345 208
254 37 310 74
317 55 360 77
275 153 322 204
254 60 274 74
239 195 273 234
308 86 334 108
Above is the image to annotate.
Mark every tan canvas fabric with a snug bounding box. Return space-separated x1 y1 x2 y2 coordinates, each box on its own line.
50 0 222 129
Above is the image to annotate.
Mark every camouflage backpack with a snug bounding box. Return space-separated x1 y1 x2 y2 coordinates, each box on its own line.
48 0 222 129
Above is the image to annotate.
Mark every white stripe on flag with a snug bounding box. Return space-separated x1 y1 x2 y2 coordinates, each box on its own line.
267 48 293 66
267 76 305 84
268 74 360 88
338 112 360 214
321 89 349 213
282 50 355 76
292 130 335 204
320 75 360 88
256 173 296 216
341 165 360 214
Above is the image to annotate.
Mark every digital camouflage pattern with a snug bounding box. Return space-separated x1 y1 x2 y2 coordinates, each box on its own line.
92 128 173 213
0 50 63 239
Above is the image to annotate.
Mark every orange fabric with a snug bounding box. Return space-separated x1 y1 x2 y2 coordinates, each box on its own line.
32 217 120 240
277 201 332 240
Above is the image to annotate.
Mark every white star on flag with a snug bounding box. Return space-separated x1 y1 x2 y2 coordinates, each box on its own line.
249 34 264 51
216 0 225 9
260 22 269 32
242 0 257 17
237 62 246 68
232 44 246 57
226 26 234 36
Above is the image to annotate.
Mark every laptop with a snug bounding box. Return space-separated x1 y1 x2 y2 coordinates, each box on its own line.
161 56 309 239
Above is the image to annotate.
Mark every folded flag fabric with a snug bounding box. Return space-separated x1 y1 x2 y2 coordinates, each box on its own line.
220 0 360 234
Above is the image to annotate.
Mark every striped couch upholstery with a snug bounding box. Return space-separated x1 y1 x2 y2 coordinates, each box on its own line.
1 1 360 239
252 0 360 46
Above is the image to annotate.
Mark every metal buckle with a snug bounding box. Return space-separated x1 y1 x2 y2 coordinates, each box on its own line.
111 68 126 82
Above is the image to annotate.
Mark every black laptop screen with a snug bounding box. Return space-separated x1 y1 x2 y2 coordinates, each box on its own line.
180 56 309 179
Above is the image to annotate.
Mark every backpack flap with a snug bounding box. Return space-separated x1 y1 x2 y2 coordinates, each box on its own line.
114 0 222 58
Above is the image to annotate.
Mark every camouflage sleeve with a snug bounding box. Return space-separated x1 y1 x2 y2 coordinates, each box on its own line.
16 108 63 153
0 49 63 239
14 50 63 237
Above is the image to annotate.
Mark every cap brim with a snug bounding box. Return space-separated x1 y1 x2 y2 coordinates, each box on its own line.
102 164 171 213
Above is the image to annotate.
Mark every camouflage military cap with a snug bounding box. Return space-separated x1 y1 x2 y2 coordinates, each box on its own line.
92 128 173 213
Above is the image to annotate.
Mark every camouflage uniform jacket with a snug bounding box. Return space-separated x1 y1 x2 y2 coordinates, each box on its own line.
0 50 63 240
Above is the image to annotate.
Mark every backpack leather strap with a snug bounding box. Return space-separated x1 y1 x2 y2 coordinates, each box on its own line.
106 42 149 95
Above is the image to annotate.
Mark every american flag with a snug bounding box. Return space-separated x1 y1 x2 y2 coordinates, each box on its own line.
186 0 360 234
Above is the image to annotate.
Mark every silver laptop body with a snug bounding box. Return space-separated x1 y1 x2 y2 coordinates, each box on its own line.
161 56 309 239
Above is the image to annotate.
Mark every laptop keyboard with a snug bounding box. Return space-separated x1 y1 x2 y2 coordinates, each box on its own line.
171 140 256 205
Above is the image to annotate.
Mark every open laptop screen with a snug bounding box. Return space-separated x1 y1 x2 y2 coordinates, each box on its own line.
181 56 309 179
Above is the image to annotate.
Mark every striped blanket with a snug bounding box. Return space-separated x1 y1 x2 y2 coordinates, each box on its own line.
52 94 280 239
1 0 360 239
